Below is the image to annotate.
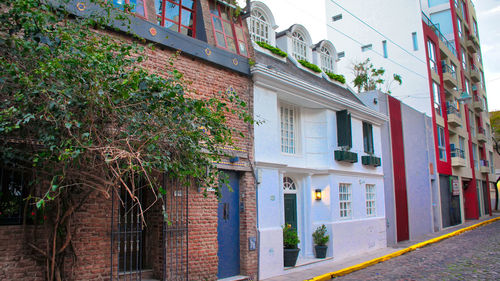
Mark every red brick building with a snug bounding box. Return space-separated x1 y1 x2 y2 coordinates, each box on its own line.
0 0 257 280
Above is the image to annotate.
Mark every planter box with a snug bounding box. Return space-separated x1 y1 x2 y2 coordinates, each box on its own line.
361 155 381 167
334 150 358 163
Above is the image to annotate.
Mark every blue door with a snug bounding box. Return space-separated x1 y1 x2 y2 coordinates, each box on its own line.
217 171 240 279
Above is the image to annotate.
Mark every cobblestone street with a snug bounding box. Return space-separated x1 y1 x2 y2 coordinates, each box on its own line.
335 221 500 280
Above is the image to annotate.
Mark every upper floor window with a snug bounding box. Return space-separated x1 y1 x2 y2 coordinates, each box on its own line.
469 110 475 137
292 31 307 61
461 50 467 70
280 103 297 154
437 125 447 161
363 122 374 154
432 82 442 116
155 0 196 37
337 110 352 149
457 18 463 38
427 40 437 73
473 19 479 38
249 9 271 44
472 143 478 169
320 46 335 74
459 136 466 159
461 0 468 21
210 1 249 56
112 0 148 18
412 32 418 51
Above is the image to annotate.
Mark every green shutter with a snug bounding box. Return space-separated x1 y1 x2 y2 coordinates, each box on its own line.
284 194 297 231
363 122 374 154
337 110 352 148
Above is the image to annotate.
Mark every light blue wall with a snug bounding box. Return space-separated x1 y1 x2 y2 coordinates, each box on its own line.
428 0 449 8
431 10 454 36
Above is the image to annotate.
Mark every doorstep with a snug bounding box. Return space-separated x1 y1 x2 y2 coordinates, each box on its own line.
218 275 251 281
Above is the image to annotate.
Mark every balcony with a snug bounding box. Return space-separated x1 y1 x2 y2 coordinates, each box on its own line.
361 155 381 167
473 95 485 112
451 148 466 167
442 61 458 88
466 34 477 53
334 150 358 163
447 104 462 127
477 127 487 143
422 13 457 56
470 64 481 82
480 160 490 174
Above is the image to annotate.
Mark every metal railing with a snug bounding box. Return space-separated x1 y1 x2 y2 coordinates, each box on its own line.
442 61 457 80
447 103 461 117
451 148 465 159
422 13 457 56
480 159 489 167
478 127 485 135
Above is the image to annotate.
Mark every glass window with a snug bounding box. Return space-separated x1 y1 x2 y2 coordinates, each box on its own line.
366 184 376 216
472 143 478 169
339 183 352 219
112 0 148 18
433 82 442 116
249 9 271 44
363 122 374 154
461 50 467 70
427 40 437 73
320 46 335 74
210 2 248 56
155 0 196 37
280 103 297 154
283 177 297 192
292 31 307 61
382 40 388 58
412 32 418 51
437 125 447 161
469 110 476 137
461 1 467 21
473 19 479 38
459 136 466 159
457 18 463 38
0 166 30 225
490 151 494 174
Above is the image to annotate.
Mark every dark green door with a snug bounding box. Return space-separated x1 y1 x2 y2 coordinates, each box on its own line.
284 194 297 231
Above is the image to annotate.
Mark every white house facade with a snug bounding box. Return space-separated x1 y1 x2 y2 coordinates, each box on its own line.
248 2 389 279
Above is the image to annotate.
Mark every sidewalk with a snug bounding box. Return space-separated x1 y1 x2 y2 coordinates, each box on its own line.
262 213 500 281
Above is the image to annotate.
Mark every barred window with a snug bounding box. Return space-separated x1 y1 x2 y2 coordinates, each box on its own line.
249 9 271 44
339 183 352 218
365 184 376 216
280 103 297 154
292 31 307 61
320 46 335 74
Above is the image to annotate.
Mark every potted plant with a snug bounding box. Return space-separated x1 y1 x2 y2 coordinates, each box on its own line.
312 224 329 258
283 224 300 267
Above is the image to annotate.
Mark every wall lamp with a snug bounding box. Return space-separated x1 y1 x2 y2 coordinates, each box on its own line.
315 189 322 201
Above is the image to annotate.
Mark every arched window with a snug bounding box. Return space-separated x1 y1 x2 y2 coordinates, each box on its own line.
320 46 335 74
283 177 297 192
250 9 271 43
292 31 307 61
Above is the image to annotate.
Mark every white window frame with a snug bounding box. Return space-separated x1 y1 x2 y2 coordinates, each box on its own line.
472 143 478 170
292 31 307 61
320 46 335 74
280 103 298 154
437 125 447 161
339 183 352 219
249 9 271 44
427 40 437 73
365 184 376 216
433 82 441 116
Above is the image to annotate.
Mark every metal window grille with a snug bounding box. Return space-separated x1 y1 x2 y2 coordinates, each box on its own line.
339 183 352 218
365 184 376 216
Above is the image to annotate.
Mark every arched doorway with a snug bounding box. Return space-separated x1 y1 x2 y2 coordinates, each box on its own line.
283 176 298 231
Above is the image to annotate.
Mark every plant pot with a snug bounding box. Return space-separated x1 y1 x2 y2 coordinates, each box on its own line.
314 245 328 259
283 248 300 267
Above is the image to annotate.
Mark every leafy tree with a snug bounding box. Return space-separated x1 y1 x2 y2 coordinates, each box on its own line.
0 0 253 279
490 111 500 155
352 58 402 94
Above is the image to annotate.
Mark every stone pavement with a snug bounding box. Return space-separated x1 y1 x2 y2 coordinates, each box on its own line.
262 213 500 281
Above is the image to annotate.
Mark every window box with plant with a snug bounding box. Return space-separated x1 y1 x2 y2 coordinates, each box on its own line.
325 72 346 84
297 59 322 73
361 155 381 167
283 224 300 267
255 41 288 58
312 224 330 258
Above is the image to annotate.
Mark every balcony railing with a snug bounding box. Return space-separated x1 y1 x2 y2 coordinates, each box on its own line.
447 103 461 117
442 61 457 80
422 13 457 56
451 148 465 159
480 159 489 167
478 127 485 135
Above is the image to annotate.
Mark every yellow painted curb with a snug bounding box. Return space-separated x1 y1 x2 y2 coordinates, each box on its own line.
306 216 500 281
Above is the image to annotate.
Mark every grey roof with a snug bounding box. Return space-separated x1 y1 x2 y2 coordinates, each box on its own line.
254 51 364 106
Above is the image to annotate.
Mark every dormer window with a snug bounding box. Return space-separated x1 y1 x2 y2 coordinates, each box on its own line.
292 31 307 61
250 9 271 43
210 1 249 56
155 0 197 37
320 46 335 73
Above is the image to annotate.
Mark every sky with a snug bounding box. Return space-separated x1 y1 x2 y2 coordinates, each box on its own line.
474 0 500 111
239 0 500 111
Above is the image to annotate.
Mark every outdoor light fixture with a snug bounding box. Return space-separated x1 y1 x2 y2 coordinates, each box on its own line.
315 189 322 201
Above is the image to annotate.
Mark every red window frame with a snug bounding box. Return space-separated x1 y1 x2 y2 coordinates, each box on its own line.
157 0 197 38
109 0 148 20
209 2 249 57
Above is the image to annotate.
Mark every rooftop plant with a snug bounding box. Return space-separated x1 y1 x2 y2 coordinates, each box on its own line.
255 41 288 58
297 59 322 73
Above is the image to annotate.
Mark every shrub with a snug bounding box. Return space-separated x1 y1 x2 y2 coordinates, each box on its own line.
283 224 300 249
255 41 288 57
312 224 330 246
297 60 322 73
325 72 346 84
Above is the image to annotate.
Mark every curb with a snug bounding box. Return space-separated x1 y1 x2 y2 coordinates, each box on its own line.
306 216 500 281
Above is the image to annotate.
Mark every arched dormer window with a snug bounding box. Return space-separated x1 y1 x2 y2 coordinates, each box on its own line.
320 46 335 73
250 9 270 43
292 31 307 61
